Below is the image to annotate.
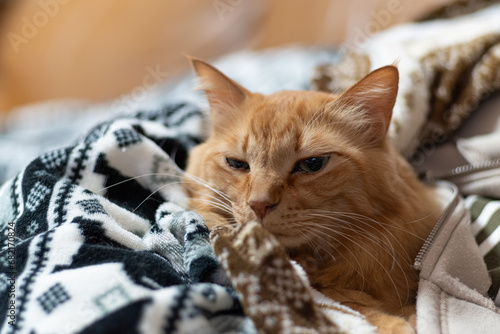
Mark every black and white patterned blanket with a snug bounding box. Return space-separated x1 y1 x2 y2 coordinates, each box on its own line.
0 103 258 334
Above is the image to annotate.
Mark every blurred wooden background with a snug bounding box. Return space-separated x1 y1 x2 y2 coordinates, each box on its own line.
0 0 455 113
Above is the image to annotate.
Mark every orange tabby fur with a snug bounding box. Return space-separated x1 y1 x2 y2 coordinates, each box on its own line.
183 58 440 334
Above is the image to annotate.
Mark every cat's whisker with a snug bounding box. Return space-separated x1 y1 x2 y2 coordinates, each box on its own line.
307 212 409 285
187 186 233 207
301 214 411 307
316 210 420 270
311 210 422 262
377 209 441 228
302 220 405 308
132 181 178 213
300 220 379 265
312 209 429 242
338 211 420 233
294 227 329 267
300 225 373 296
185 184 234 216
210 219 237 229
182 172 233 203
92 170 231 215
95 172 184 194
298 221 366 289
336 212 420 270
194 198 231 213
193 197 233 215
316 215 395 256
306 212 395 250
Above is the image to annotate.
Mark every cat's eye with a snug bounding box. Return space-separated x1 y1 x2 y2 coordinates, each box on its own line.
293 156 330 174
226 158 250 170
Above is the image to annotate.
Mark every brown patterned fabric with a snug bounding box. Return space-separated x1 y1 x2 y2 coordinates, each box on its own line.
418 0 500 21
211 222 377 334
418 34 500 154
312 4 500 160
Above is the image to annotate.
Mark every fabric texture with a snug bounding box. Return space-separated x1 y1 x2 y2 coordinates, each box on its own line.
466 194 500 303
312 4 500 159
415 182 500 334
211 222 376 334
0 105 259 334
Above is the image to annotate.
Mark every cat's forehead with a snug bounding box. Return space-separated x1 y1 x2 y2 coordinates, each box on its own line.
232 91 342 162
250 91 338 123
265 90 338 111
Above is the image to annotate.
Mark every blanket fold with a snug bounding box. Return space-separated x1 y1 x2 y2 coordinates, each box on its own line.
0 104 256 334
312 4 500 159
211 223 340 334
211 222 378 334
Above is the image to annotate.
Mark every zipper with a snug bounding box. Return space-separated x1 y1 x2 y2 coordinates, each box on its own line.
423 159 500 182
415 159 500 269
413 181 459 271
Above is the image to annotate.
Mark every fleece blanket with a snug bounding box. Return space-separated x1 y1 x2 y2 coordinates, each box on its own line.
0 105 261 334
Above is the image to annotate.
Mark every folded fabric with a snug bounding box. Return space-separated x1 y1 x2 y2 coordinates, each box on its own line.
312 4 500 159
415 182 500 334
457 133 500 164
0 104 258 334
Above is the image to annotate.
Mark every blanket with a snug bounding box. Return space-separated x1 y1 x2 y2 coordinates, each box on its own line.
312 3 500 159
0 105 255 334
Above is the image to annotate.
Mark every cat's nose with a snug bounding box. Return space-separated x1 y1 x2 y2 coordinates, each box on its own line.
248 200 277 220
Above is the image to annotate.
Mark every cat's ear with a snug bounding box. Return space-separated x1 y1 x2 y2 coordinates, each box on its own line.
336 65 398 146
189 57 251 128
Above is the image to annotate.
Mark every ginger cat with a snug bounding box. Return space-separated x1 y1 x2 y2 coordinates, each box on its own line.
183 58 440 334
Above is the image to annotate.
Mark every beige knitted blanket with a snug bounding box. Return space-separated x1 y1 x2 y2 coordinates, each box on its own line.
212 222 377 334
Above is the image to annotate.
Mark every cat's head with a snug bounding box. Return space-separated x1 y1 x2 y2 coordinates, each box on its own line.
186 58 413 249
